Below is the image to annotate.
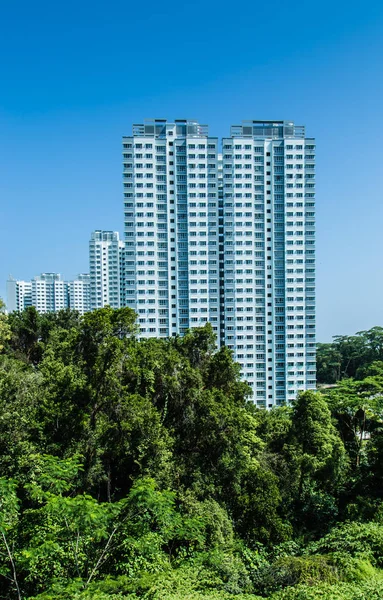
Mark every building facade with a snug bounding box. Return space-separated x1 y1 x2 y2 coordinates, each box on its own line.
119 118 316 406
122 119 221 342
6 278 32 312
68 273 91 314
31 273 68 313
89 230 124 310
6 273 91 315
222 121 316 407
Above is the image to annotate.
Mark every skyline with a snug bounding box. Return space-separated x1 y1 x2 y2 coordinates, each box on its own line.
7 117 316 407
2 0 383 342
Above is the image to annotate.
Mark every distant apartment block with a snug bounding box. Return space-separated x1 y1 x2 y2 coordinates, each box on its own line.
6 273 91 315
31 273 67 313
89 230 124 310
6 278 32 312
68 273 91 314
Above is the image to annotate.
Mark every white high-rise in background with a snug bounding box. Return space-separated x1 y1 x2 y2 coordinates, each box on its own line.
31 273 68 313
222 121 316 407
89 230 124 310
68 273 91 314
121 119 221 341
6 273 91 315
6 278 32 312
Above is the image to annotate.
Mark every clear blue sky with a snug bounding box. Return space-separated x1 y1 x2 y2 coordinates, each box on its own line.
1 0 383 341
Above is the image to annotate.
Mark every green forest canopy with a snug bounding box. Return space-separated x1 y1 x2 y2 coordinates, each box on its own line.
1 305 383 599
317 326 383 384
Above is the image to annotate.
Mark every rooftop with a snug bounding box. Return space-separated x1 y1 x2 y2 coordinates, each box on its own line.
230 120 305 139
126 119 209 138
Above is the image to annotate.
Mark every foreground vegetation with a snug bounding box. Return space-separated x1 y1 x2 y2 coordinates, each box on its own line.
1 305 383 599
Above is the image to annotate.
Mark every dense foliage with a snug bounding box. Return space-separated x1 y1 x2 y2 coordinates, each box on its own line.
317 326 383 383
1 305 383 599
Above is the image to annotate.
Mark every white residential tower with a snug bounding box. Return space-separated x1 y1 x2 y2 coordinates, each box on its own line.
89 230 124 310
222 121 316 407
121 119 221 341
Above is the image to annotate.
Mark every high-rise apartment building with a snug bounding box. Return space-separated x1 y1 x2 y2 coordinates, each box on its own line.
31 273 68 313
68 273 91 314
6 273 91 315
89 231 124 310
120 118 316 406
6 278 32 312
122 119 221 341
222 121 316 407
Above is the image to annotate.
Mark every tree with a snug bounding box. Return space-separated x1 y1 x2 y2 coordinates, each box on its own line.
326 366 383 469
0 356 42 479
317 327 383 384
332 333 369 379
7 306 43 363
356 327 383 365
0 299 11 353
289 391 347 486
176 323 217 370
316 343 342 384
284 391 348 532
205 345 252 403
0 478 21 600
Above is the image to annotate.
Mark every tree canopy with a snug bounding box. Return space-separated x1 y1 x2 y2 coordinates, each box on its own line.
0 306 383 599
317 327 383 383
